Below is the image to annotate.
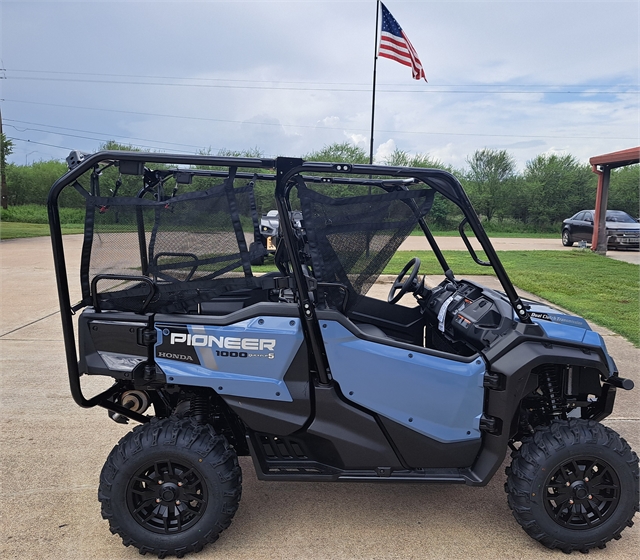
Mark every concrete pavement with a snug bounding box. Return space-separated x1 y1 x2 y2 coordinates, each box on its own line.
1 236 638 560
399 235 640 265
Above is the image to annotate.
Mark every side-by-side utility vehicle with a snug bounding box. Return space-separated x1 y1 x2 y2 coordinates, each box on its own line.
48 152 638 557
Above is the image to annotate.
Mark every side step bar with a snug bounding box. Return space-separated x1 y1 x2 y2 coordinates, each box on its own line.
247 434 471 484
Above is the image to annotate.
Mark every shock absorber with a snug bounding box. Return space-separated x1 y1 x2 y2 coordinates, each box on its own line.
541 364 564 417
189 393 210 424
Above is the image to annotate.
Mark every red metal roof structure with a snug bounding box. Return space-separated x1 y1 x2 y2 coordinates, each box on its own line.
589 147 640 253
590 147 640 168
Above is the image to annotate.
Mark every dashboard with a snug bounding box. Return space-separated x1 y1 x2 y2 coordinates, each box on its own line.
422 279 517 351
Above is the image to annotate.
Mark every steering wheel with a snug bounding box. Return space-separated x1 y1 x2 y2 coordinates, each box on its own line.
388 257 421 304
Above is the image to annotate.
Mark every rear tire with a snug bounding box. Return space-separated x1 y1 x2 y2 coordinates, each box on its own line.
505 419 639 553
99 417 241 558
562 229 574 246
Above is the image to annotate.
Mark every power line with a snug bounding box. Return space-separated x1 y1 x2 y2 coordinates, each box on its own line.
4 99 638 141
4 120 216 153
5 68 638 90
5 98 291 128
7 137 76 151
5 75 639 94
5 126 195 154
6 136 272 158
6 133 275 158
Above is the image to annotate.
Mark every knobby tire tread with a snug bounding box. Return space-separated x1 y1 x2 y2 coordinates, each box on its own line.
98 416 241 558
505 419 639 553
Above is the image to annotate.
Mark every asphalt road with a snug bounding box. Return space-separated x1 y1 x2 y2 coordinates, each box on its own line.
1 236 638 560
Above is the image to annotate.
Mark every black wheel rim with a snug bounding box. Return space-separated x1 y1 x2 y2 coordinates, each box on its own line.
126 459 208 534
544 455 620 529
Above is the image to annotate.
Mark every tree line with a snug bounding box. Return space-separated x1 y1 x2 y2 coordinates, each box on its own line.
3 140 638 232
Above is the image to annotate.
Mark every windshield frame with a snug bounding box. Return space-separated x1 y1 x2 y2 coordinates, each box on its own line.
274 157 532 324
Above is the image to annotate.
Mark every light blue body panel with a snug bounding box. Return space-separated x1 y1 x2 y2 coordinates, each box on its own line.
533 318 601 345
537 313 590 331
523 303 615 374
320 321 486 443
526 300 608 348
155 317 303 401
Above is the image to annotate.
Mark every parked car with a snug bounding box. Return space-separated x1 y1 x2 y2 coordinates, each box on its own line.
249 210 299 267
562 209 640 249
255 209 303 257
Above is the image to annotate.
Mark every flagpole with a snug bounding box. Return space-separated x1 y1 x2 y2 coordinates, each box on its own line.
368 0 380 165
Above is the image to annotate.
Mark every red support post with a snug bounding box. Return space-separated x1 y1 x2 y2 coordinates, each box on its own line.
591 165 603 253
591 164 610 255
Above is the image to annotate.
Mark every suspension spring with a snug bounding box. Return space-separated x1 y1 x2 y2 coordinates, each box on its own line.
541 364 564 417
190 393 210 424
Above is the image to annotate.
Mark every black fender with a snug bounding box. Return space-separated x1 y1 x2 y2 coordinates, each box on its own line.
468 334 614 485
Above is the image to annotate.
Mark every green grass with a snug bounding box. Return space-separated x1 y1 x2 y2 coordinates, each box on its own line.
1 204 85 224
0 222 84 239
383 250 639 346
1 204 85 239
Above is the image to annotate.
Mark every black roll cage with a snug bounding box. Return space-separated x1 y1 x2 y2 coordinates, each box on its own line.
273 157 531 385
47 151 530 415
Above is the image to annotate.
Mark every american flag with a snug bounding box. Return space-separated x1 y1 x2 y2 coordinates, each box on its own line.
378 3 427 82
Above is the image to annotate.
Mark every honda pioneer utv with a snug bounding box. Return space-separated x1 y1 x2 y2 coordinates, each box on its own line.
48 151 638 557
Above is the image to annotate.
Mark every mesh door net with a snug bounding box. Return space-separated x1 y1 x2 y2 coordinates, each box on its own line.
79 179 258 313
295 179 434 310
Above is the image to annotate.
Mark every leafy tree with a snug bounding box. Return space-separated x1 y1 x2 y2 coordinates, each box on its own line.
298 143 369 202
504 175 533 224
214 147 264 158
304 142 368 163
7 141 631 232
382 148 459 228
1 132 13 167
199 148 271 214
100 140 142 151
465 149 516 221
608 164 639 218
522 154 595 226
382 148 443 169
5 160 68 206
1 133 14 209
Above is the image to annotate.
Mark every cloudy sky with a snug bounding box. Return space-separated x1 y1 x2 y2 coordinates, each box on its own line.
1 0 638 171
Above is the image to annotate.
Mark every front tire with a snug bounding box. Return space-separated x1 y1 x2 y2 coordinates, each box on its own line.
506 419 639 553
562 229 574 246
99 417 241 558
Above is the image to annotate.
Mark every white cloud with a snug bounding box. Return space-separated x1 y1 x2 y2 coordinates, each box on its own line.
374 139 396 163
3 1 637 173
345 133 367 148
319 116 341 127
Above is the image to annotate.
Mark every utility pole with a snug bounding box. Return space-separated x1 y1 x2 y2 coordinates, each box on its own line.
0 107 7 209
